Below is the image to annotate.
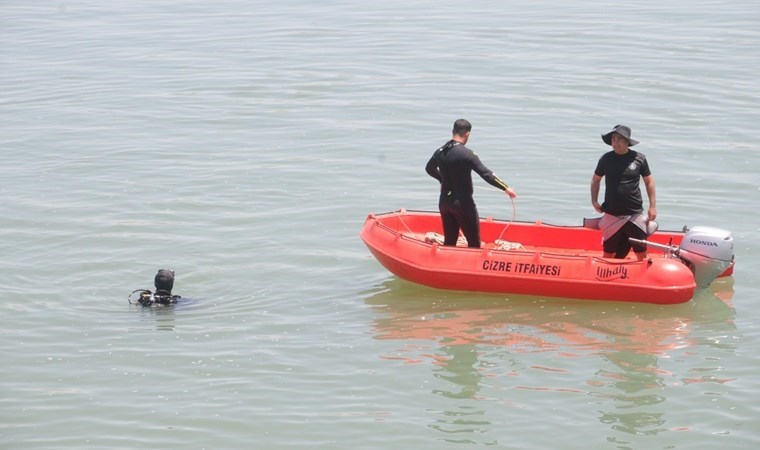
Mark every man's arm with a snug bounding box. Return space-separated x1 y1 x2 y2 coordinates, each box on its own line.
425 153 441 182
590 174 603 213
642 175 656 220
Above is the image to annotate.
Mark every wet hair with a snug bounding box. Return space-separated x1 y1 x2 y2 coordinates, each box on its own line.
452 119 472 136
154 269 175 294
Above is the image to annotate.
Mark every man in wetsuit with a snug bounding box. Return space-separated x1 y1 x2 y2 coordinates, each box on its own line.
425 119 517 248
136 269 181 306
590 124 657 259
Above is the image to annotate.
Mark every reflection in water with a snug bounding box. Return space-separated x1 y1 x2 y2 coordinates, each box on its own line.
151 307 177 332
130 301 179 332
433 344 482 400
364 278 736 444
128 296 201 332
591 282 737 440
597 350 668 437
428 344 496 445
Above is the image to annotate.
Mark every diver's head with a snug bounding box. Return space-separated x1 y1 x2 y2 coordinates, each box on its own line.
154 269 175 294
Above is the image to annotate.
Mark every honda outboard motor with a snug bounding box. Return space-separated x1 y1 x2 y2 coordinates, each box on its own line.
678 226 734 287
631 226 734 288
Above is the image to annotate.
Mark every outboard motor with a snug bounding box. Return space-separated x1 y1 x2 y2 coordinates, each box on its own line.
631 227 734 288
678 227 734 287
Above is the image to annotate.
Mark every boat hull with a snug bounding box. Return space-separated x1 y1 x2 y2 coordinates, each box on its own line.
359 210 721 304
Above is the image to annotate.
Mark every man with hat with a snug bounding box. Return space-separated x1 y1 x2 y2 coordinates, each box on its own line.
590 124 657 259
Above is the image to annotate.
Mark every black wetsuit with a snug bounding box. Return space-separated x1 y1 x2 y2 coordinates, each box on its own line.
425 141 508 248
594 150 652 256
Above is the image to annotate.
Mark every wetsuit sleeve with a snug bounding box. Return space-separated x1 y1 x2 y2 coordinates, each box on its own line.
425 151 442 182
471 152 509 190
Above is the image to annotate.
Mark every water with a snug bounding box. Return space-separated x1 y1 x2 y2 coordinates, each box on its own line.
2 0 759 448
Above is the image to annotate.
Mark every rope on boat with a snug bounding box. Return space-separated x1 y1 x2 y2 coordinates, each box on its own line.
425 232 469 247
397 212 415 235
493 238 525 251
424 232 524 250
408 186 519 247
497 195 517 241
473 185 516 241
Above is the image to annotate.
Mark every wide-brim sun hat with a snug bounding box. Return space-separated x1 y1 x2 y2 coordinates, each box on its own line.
602 124 639 146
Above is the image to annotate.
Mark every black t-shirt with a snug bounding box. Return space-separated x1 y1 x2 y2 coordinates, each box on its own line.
594 150 651 216
425 141 507 203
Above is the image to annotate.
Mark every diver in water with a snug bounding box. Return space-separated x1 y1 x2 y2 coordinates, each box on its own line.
129 269 181 306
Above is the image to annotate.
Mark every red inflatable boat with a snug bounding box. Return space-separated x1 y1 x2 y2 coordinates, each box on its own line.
360 209 734 304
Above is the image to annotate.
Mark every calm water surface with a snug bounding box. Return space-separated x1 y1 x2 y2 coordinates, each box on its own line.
2 1 759 449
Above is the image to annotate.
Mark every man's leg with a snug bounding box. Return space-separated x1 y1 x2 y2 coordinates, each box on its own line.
440 205 460 247
603 228 626 258
626 222 649 260
458 202 481 248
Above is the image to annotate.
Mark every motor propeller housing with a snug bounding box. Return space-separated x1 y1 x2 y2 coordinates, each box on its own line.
630 226 734 288
678 226 734 287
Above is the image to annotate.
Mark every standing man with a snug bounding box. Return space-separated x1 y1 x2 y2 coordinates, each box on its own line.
425 119 517 248
590 124 657 259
